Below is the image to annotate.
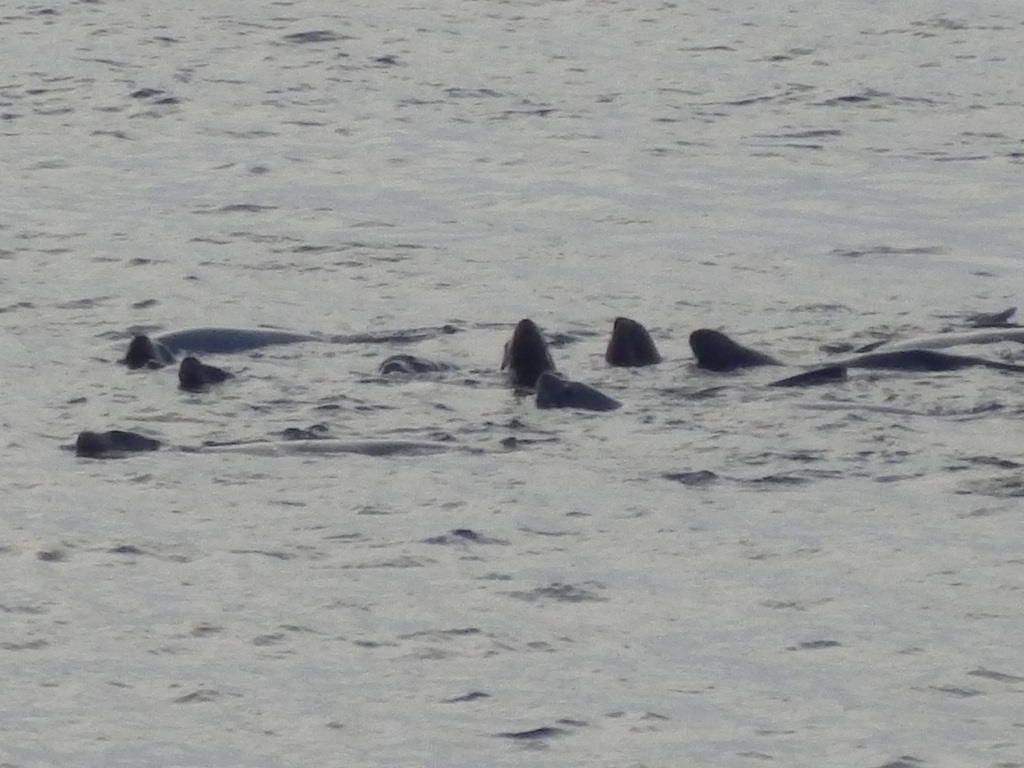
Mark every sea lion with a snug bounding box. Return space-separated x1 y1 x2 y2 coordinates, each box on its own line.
121 325 463 368
689 329 781 372
71 430 474 458
842 349 1024 373
122 335 176 369
379 354 452 375
694 329 1024 386
768 348 1024 386
606 317 662 367
535 371 621 411
156 327 317 354
963 306 1018 328
122 328 320 368
502 319 556 389
178 356 234 392
75 430 162 458
769 366 849 387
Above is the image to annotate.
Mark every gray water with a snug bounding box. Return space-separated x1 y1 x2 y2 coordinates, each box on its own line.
3 1 1024 766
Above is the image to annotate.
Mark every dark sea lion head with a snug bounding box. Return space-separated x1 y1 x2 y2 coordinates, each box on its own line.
75 430 162 458
178 356 233 391
689 329 780 372
502 318 556 388
122 334 175 369
606 316 662 367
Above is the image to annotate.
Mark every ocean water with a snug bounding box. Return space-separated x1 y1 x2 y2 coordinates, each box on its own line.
2 1 1024 766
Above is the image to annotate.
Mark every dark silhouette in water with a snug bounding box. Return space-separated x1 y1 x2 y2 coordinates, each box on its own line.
71 429 472 459
122 328 318 369
122 334 176 369
689 329 781 372
76 430 162 458
691 329 1024 386
178 356 233 392
502 319 556 389
841 349 1024 374
121 325 462 369
768 348 1024 386
606 317 662 367
769 366 848 387
535 372 621 411
379 354 451 375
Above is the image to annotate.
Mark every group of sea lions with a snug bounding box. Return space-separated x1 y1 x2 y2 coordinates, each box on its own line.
75 310 1024 458
501 318 624 411
506 311 1024 398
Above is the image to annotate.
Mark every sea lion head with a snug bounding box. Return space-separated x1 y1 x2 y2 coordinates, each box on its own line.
689 329 779 372
122 334 175 369
502 318 555 389
606 316 662 367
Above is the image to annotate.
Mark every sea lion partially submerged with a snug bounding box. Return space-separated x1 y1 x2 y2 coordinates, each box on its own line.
379 354 452 375
768 348 1024 386
828 348 1024 376
689 329 781 372
502 319 556 389
71 430 475 459
848 348 1024 372
178 356 234 392
122 328 319 369
75 430 162 458
692 329 1024 386
535 372 621 411
122 335 176 369
606 317 662 367
769 366 849 387
120 325 463 369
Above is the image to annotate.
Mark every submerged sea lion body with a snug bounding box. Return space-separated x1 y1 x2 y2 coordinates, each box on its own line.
76 430 162 458
178 356 234 392
695 329 1024 386
606 317 662 367
689 329 781 372
846 348 1024 372
769 366 849 388
158 328 318 354
769 348 1024 386
379 354 452 375
502 319 556 389
72 430 473 459
535 372 621 411
123 328 319 369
